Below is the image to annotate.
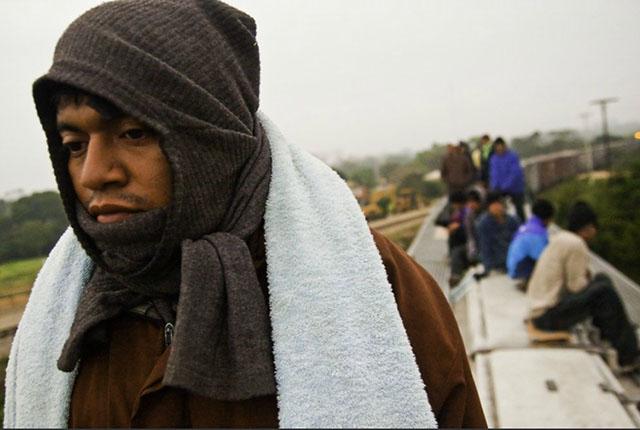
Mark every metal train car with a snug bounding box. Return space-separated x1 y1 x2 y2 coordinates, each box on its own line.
522 140 637 193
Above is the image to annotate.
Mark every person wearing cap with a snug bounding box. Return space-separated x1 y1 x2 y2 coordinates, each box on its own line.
4 1 486 428
475 191 520 275
528 202 639 369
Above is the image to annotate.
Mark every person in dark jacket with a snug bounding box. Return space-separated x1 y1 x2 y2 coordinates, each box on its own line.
441 143 475 195
489 138 526 222
464 189 483 265
476 191 519 274
447 191 469 287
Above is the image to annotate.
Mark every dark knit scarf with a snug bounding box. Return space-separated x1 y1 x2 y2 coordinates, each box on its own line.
33 0 277 400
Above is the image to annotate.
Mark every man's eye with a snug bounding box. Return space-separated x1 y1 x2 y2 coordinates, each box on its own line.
122 128 147 140
64 141 87 155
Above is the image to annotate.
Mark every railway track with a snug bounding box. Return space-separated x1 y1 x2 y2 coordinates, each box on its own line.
368 207 430 236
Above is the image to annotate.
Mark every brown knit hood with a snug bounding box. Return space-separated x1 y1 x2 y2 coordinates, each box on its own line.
32 0 276 400
34 0 262 273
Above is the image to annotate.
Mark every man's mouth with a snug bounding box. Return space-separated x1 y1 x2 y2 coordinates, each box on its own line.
88 203 142 224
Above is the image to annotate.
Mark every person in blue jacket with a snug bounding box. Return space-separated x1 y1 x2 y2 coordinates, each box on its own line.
507 199 555 289
489 138 526 222
476 191 520 275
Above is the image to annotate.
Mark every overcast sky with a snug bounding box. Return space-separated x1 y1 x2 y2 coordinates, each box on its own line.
1 0 639 196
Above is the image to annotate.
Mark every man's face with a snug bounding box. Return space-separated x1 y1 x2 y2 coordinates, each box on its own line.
494 143 506 155
56 102 172 223
488 200 505 218
581 223 598 242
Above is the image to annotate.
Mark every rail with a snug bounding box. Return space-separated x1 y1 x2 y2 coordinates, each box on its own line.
368 207 430 236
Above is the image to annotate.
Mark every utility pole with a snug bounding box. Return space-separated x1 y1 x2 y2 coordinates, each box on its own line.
590 97 618 169
579 112 594 172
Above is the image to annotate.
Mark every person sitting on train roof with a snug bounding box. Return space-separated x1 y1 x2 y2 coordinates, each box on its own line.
528 202 639 369
489 137 526 223
447 191 469 288
463 189 483 267
506 199 555 290
475 191 520 275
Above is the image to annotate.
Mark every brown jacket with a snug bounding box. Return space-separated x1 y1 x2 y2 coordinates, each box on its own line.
441 151 476 193
69 230 486 428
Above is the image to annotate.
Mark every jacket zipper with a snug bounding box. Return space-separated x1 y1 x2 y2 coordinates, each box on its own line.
164 322 174 347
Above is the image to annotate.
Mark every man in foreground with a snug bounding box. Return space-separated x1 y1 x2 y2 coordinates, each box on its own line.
4 1 486 428
528 202 639 369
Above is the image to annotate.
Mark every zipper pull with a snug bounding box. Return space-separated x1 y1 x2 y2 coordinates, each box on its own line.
164 322 174 347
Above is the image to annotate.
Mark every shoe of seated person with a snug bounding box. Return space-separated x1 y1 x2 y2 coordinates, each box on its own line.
449 275 462 288
618 354 640 373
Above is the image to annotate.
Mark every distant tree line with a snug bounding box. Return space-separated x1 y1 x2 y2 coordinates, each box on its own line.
0 192 68 263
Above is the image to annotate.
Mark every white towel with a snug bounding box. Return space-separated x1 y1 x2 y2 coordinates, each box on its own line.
4 113 436 428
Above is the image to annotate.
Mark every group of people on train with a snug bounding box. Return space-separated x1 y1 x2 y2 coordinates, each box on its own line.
440 136 639 371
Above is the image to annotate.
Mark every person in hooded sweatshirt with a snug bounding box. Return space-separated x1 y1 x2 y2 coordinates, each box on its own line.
489 137 526 223
4 1 486 428
506 199 555 290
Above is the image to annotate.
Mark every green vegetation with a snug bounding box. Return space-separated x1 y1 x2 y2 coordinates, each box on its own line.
0 355 7 421
541 153 640 284
0 191 67 264
0 257 45 295
1 357 6 426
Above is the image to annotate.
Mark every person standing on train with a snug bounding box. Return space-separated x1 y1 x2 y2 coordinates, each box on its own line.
489 138 526 223
475 192 519 275
506 199 555 291
458 141 477 181
528 202 639 370
471 134 493 188
440 143 475 197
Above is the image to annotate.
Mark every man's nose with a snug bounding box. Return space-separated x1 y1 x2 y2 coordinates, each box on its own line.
78 136 127 190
